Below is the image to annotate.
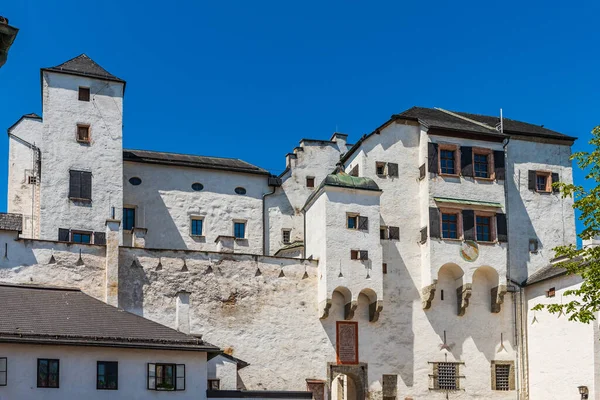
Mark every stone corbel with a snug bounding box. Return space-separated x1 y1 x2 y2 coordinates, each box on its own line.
344 301 357 320
319 298 332 319
456 283 472 316
491 284 508 313
421 281 437 310
369 300 383 322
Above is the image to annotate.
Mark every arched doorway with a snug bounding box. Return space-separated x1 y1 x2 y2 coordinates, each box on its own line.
328 363 367 400
331 374 357 400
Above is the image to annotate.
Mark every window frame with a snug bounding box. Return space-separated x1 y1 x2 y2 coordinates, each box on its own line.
0 357 6 386
97 361 118 391
147 363 185 391
347 213 358 230
380 226 388 240
475 212 496 243
190 217 204 237
375 162 387 176
440 209 461 240
535 170 552 193
123 207 136 231
472 148 495 180
37 358 59 388
69 170 92 201
76 124 91 144
438 144 459 176
306 176 315 188
78 86 90 102
429 361 463 391
208 379 220 390
491 360 515 391
282 229 291 244
233 221 246 239
71 230 92 244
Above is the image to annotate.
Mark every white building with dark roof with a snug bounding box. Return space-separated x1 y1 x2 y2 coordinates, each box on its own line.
2 54 595 400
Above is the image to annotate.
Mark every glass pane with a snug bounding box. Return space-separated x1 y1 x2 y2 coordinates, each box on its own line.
148 376 155 389
0 358 5 371
49 373 58 387
49 361 58 374
176 365 185 378
0 371 6 386
97 376 106 389
98 364 105 375
176 377 185 390
148 363 155 377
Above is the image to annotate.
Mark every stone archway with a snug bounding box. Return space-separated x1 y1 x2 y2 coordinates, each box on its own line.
328 363 368 400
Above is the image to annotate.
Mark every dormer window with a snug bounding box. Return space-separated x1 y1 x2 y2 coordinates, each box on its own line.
77 125 90 143
79 87 90 102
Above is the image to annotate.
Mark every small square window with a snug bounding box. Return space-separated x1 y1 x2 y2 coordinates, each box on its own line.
191 218 203 236
148 363 185 391
123 207 135 231
380 227 388 240
529 239 539 253
306 177 315 188
0 357 6 386
234 222 246 239
535 172 552 192
347 215 358 230
432 362 458 390
208 379 220 390
79 87 90 102
71 231 92 244
97 361 118 390
491 361 514 391
28 175 37 185
350 250 359 260
37 359 59 388
77 125 90 143
282 229 291 244
547 287 556 298
376 162 386 176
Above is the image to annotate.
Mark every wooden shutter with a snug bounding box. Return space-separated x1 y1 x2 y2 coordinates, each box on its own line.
94 232 106 245
461 146 473 177
428 143 438 174
387 163 399 177
494 150 505 180
58 228 70 242
419 163 426 180
388 226 399 240
528 170 537 191
358 216 369 231
350 250 358 260
551 172 560 193
359 250 369 260
175 364 185 391
496 213 508 242
147 363 156 390
429 208 441 239
462 210 475 240
69 170 81 198
81 171 92 200
420 227 428 243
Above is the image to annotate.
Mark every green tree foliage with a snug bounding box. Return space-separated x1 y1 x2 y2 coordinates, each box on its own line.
532 126 600 323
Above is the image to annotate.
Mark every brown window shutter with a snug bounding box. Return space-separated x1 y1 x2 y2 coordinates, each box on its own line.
359 250 369 260
420 227 428 244
388 226 399 240
428 143 438 174
387 163 399 177
461 146 473 177
463 210 475 240
79 87 90 101
358 216 369 231
494 150 505 180
429 208 441 239
69 170 81 198
81 171 92 200
94 232 106 245
58 228 70 242
496 213 508 242
551 172 560 192
419 163 426 180
528 170 537 191
350 250 358 260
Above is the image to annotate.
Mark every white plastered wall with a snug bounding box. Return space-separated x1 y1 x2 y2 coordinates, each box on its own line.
207 355 239 390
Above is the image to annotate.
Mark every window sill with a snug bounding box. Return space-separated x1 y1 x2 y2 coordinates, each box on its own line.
476 240 497 245
441 238 462 242
535 190 552 194
69 197 92 202
76 140 91 145
439 173 460 178
235 238 247 241
474 176 495 182
190 234 205 238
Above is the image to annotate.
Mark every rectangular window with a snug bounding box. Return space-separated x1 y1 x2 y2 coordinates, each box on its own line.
79 87 90 101
476 216 492 242
69 170 92 201
359 250 369 260
148 363 185 391
535 171 552 192
306 177 315 188
380 227 387 240
382 263 387 274
234 222 246 239
77 125 90 143
442 213 459 239
529 239 539 253
97 361 118 390
191 218 203 236
474 153 489 178
433 362 458 390
347 215 358 230
0 358 6 386
28 175 37 185
282 229 291 244
71 231 92 244
547 287 556 298
37 359 59 388
208 379 220 390
123 208 135 231
440 150 456 175
350 250 359 260
494 364 510 391
376 162 386 176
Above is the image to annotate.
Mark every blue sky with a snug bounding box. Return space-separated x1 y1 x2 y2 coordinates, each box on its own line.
1 0 598 239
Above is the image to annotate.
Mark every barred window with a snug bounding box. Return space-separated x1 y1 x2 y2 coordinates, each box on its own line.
430 362 461 390
494 364 510 391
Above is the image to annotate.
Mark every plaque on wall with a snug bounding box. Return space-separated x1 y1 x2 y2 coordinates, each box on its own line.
336 321 359 364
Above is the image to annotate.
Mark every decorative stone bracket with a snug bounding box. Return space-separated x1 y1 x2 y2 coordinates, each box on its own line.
344 301 357 320
319 298 332 319
456 283 472 316
421 281 437 310
491 284 508 313
369 300 383 322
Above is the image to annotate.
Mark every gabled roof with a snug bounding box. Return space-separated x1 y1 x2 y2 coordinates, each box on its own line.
7 113 42 132
0 213 22 232
42 54 125 84
303 169 381 211
0 283 219 352
124 149 270 176
523 263 568 286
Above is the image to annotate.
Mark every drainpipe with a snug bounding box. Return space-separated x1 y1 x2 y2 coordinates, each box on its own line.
262 183 277 256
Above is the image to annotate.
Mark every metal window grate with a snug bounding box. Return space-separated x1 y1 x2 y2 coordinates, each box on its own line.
437 363 457 390
495 364 510 391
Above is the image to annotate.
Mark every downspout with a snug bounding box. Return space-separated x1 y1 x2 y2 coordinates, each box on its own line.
262 184 276 256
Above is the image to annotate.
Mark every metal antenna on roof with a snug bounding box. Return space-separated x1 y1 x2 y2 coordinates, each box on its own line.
500 108 504 133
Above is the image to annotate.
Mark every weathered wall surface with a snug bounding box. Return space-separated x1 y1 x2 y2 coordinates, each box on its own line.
506 138 575 282
123 161 269 253
39 72 124 241
526 274 598 400
0 343 208 400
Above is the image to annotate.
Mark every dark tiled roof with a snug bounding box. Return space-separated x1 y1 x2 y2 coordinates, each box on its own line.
303 170 381 211
397 107 576 141
42 54 125 84
0 213 22 232
124 149 270 176
0 283 219 352
524 263 568 285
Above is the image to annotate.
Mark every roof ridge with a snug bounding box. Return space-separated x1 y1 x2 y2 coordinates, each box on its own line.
124 148 259 164
435 108 498 132
0 282 80 291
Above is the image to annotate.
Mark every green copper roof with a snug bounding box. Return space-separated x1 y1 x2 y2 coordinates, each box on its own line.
303 170 381 211
433 197 503 208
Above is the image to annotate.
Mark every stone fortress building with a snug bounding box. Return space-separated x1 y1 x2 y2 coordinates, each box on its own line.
1 54 597 399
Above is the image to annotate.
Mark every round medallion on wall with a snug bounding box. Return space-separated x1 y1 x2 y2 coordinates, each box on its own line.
460 240 479 262
129 177 142 186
